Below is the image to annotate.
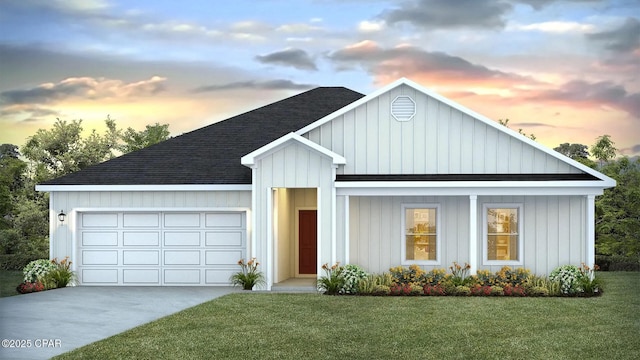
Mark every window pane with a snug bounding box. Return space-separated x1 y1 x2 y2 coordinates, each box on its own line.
406 235 437 260
488 208 518 234
487 207 519 261
405 208 437 261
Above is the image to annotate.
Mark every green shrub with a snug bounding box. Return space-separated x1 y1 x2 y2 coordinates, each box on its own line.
453 285 471 296
0 253 41 270
357 273 393 294
596 255 640 271
419 268 448 286
389 264 425 285
372 285 390 296
490 286 504 296
550 265 584 295
23 259 56 283
528 286 549 297
475 270 497 286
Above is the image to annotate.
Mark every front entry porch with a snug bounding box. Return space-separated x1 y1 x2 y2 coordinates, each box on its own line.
271 278 317 292
273 188 318 284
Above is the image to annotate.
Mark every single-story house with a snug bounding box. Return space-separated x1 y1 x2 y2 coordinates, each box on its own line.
36 78 615 289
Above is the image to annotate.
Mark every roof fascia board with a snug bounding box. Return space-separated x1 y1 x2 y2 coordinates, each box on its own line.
241 132 346 166
335 180 612 189
337 186 605 197
297 77 615 185
35 184 252 192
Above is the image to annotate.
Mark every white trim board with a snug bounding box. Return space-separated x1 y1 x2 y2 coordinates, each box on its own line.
36 184 252 192
241 132 346 167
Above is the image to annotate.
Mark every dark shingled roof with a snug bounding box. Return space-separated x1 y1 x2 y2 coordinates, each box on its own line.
41 87 365 186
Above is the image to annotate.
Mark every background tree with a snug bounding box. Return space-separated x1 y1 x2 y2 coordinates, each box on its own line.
595 157 640 259
119 122 171 153
0 117 171 269
498 119 536 140
21 118 120 183
591 135 617 167
553 143 596 168
0 145 27 229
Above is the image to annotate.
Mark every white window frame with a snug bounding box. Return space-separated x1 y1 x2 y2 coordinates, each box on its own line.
401 203 441 265
482 203 524 266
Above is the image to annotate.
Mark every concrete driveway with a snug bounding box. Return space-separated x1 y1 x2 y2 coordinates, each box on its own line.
0 286 237 360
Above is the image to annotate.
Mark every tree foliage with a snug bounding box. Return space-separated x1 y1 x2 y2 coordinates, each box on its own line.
498 119 536 140
0 117 171 268
119 123 171 153
595 156 640 257
591 135 617 167
553 142 597 168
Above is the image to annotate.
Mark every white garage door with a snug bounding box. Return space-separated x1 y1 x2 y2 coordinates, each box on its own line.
77 211 246 286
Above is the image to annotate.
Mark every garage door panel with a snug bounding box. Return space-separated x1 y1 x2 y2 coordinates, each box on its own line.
123 250 159 265
82 269 118 284
164 250 201 265
206 269 236 284
123 232 160 246
82 232 118 246
123 213 159 227
206 250 243 265
206 213 242 228
206 231 244 246
164 232 201 246
123 269 160 284
83 213 118 227
164 269 200 284
78 211 246 286
164 213 200 227
82 250 118 265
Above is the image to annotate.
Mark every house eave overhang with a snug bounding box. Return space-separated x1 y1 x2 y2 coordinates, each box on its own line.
335 180 611 196
241 132 346 167
35 184 252 192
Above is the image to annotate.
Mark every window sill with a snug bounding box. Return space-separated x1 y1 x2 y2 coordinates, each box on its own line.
401 260 441 266
482 260 523 266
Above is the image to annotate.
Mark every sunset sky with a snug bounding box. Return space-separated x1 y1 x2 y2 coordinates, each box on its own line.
1 0 638 158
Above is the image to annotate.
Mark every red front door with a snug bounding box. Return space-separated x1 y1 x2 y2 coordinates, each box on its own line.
298 210 317 274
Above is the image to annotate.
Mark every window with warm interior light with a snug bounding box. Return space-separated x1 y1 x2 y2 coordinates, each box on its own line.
484 204 523 264
402 204 440 264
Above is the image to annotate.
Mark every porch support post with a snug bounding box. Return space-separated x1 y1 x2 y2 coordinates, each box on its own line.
331 167 337 265
344 195 350 264
469 195 478 275
586 195 596 269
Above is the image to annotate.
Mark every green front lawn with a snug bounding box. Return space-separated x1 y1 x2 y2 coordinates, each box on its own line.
56 272 639 360
0 270 23 298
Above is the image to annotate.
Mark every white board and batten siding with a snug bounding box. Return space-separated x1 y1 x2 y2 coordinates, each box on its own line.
304 84 581 176
50 191 251 286
347 195 587 275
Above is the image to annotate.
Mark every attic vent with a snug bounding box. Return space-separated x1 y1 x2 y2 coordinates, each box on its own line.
391 96 416 121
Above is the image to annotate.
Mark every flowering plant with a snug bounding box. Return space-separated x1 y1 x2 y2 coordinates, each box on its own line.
577 263 602 296
23 259 56 283
449 262 471 286
230 258 265 290
340 264 368 294
549 265 583 295
45 257 76 288
389 264 425 285
317 263 344 295
16 281 45 294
